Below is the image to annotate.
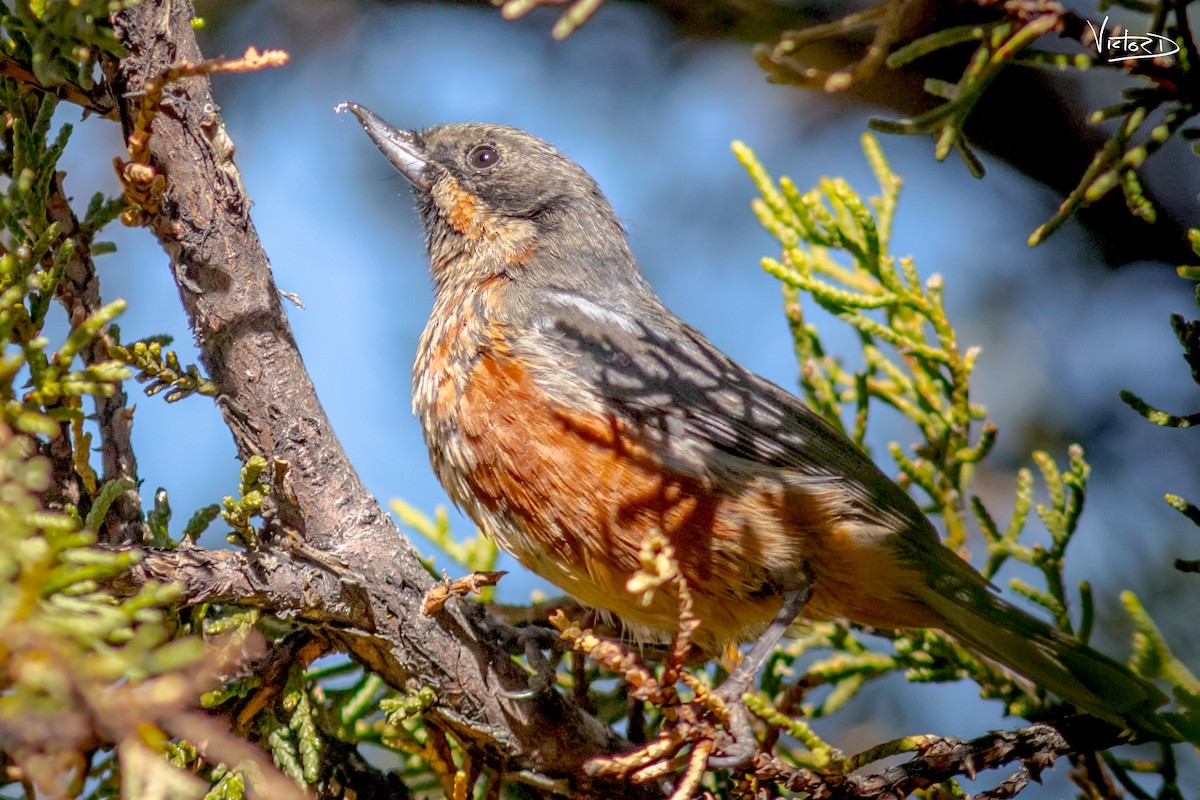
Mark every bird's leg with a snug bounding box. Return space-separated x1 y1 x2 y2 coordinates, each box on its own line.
497 623 566 700
707 584 812 769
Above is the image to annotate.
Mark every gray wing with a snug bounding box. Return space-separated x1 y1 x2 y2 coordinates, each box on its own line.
512 288 934 542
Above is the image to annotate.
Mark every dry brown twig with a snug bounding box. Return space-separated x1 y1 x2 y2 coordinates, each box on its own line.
115 46 289 225
422 570 508 615
755 0 913 92
233 631 331 729
0 54 118 118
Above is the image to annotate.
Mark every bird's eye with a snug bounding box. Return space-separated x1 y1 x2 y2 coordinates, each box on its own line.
468 144 500 171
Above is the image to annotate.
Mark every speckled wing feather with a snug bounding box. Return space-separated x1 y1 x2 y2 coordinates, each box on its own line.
514 287 936 547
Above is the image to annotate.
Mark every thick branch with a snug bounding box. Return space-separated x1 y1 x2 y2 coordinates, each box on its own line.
108 546 377 632
104 0 642 790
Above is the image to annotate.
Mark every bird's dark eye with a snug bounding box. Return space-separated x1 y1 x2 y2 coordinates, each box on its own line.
468 144 500 171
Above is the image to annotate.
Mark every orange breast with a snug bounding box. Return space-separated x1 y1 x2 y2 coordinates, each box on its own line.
428 334 938 651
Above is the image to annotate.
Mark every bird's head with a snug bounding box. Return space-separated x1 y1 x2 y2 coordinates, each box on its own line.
342 103 632 295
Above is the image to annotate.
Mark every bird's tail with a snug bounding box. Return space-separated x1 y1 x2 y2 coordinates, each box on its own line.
910 548 1173 740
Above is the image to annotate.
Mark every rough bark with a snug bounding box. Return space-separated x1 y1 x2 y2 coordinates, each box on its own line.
105 0 643 790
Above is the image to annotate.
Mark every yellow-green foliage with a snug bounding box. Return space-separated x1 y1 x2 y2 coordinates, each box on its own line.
729 136 1198 789
0 423 209 796
109 337 217 403
0 86 131 437
1 0 138 91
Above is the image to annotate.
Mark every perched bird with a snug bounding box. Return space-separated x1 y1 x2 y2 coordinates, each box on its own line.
340 102 1168 759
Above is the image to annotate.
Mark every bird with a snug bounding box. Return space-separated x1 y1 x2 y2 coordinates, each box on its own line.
339 102 1170 762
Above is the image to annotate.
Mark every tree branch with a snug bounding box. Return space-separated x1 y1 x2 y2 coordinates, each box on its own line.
107 545 377 632
46 173 145 544
758 724 1075 798
103 0 644 790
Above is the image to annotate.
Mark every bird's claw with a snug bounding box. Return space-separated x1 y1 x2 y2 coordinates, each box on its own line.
496 622 564 700
705 688 758 769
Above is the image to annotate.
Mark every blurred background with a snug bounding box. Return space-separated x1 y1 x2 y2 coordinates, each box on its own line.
58 0 1198 794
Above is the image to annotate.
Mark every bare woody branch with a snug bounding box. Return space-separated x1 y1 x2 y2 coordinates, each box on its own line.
755 724 1076 799
102 0 646 791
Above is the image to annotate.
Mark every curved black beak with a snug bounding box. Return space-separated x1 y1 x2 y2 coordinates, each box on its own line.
338 102 431 191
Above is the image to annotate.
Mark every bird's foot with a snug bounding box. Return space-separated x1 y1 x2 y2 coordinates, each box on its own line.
497 623 565 699
579 583 814 797
421 571 565 698
704 681 760 769
704 584 813 769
